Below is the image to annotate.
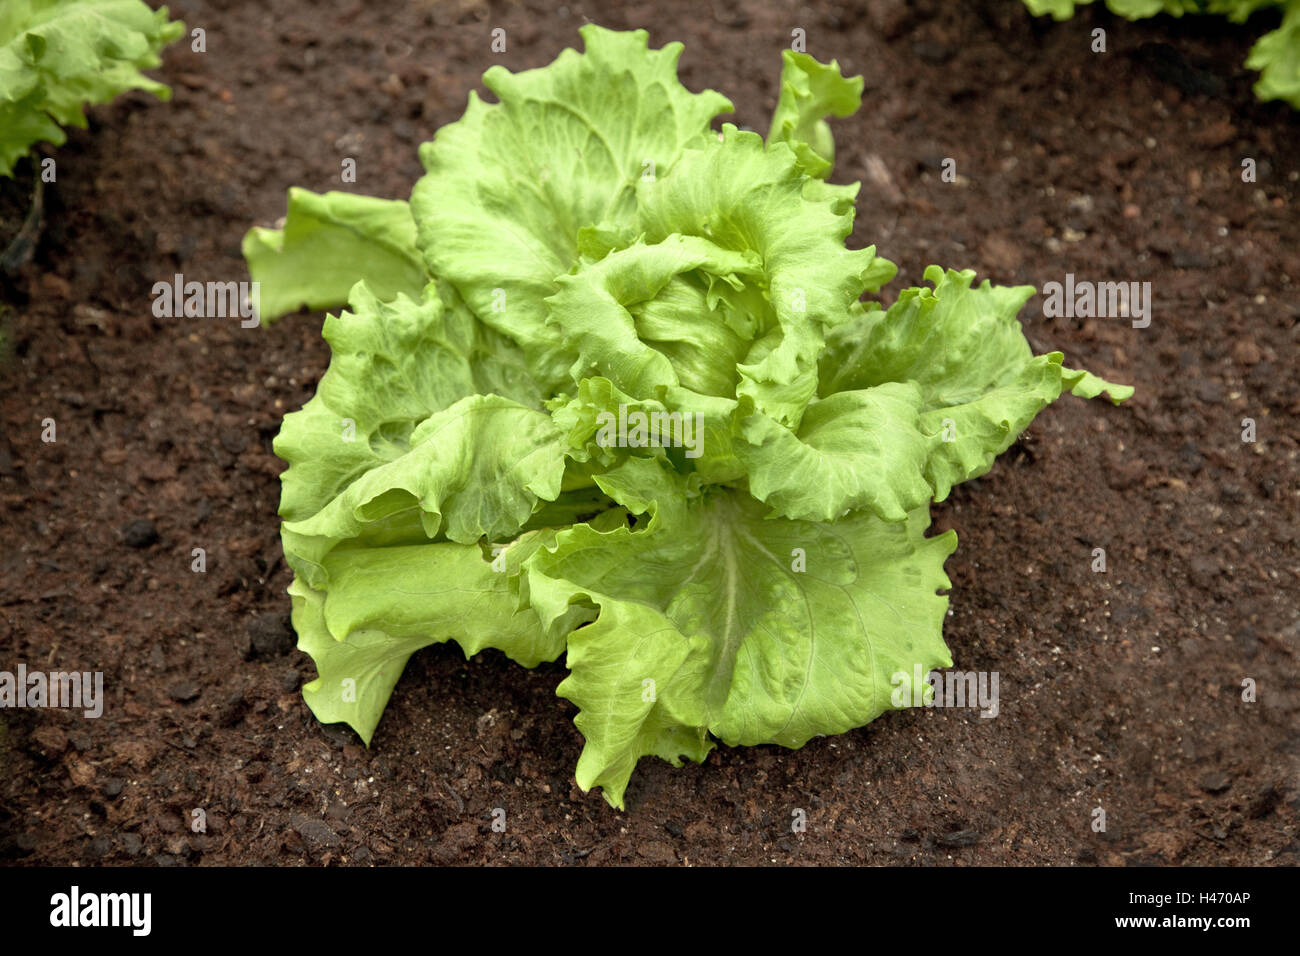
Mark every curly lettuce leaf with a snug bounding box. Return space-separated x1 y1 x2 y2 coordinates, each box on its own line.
292 527 568 746
1022 1 1198 18
635 126 895 427
819 267 1132 501
0 0 184 176
547 234 762 405
410 24 734 391
273 279 563 609
526 459 956 808
735 383 936 522
766 51 863 178
540 125 895 442
277 283 585 746
274 281 539 527
1246 0 1300 107
540 124 908 511
1023 0 1300 108
242 189 429 322
550 374 746 490
246 28 1138 802
285 392 568 552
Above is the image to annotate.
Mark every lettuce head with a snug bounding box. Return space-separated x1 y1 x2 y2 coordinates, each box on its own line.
243 26 1132 808
0 0 184 177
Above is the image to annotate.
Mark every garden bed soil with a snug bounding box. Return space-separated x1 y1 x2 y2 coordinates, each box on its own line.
0 0 1297 866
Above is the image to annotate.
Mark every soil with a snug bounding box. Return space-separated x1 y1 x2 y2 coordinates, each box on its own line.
1 0 1297 867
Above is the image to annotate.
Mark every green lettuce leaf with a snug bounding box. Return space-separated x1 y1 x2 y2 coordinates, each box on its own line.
526 458 956 808
1022 0 1300 109
0 0 184 176
819 266 1132 501
766 51 863 178
1022 1 1196 18
242 189 428 323
246 28 1136 807
277 282 585 746
410 24 734 391
634 125 895 427
546 233 762 401
284 391 568 552
538 125 896 450
735 383 936 522
292 527 567 746
274 281 540 528
1246 0 1300 107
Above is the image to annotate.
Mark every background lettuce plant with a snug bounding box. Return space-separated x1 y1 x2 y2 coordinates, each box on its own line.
244 26 1132 808
1023 0 1300 107
0 0 184 178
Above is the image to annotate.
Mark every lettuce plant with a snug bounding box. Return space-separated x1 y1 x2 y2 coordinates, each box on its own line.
0 0 184 177
244 26 1132 808
1023 0 1300 108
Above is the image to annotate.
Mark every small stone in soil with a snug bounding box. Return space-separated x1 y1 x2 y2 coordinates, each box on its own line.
122 518 159 548
291 814 342 851
1248 785 1281 819
636 839 677 863
1193 378 1223 404
219 429 249 455
31 725 68 753
102 778 125 799
912 41 952 65
321 722 356 748
217 692 248 727
249 612 295 659
119 833 143 857
167 681 201 703
1171 249 1209 270
937 829 981 848
1199 772 1232 794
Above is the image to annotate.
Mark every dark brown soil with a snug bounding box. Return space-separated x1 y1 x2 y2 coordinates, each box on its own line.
1 0 1296 866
